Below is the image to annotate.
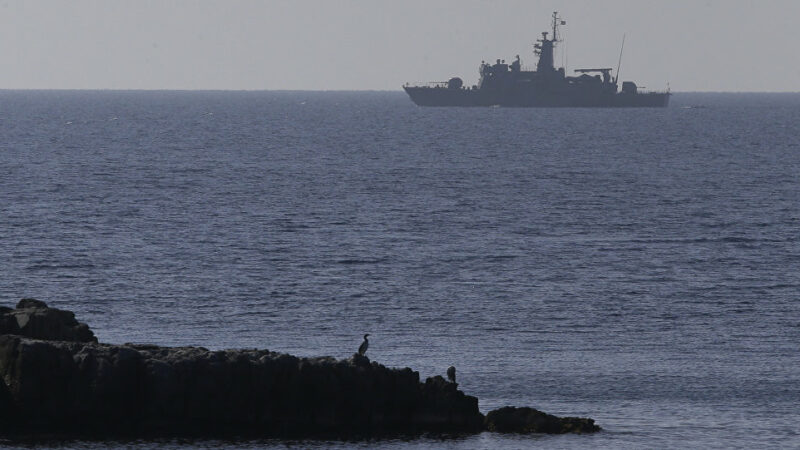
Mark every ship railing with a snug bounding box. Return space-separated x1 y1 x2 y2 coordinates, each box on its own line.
634 89 671 95
403 81 450 88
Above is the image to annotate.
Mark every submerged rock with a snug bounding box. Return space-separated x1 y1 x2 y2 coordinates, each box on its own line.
485 406 600 434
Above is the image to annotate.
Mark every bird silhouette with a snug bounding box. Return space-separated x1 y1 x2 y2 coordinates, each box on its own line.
358 334 370 356
447 366 456 384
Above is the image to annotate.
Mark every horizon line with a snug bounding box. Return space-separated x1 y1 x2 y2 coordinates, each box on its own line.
1 88 800 94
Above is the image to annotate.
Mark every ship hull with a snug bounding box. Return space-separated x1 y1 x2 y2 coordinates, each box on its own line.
403 86 670 107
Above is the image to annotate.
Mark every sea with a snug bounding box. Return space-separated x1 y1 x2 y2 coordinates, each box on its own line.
0 90 798 449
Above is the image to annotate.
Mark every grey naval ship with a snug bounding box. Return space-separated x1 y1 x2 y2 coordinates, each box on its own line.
403 12 669 107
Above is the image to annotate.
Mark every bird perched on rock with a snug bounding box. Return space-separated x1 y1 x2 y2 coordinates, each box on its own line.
358 334 370 356
447 366 456 384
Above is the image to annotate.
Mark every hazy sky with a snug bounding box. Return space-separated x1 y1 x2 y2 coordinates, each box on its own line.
1 0 798 91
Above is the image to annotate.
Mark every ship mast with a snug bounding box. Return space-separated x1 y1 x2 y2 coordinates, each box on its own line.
552 11 563 43
534 11 565 73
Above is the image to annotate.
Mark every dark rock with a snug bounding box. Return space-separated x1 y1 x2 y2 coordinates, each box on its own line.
485 406 601 434
414 375 483 430
16 299 49 309
349 352 371 367
0 299 97 343
0 370 15 428
0 335 484 436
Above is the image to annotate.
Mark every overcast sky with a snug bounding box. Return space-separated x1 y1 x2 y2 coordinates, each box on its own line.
0 0 798 91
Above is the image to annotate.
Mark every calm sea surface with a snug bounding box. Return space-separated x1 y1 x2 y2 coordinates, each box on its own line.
0 91 798 449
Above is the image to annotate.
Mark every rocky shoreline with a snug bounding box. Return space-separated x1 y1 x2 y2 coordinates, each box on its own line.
0 299 599 438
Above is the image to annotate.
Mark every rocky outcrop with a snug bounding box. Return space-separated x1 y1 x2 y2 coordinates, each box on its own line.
0 300 599 437
485 406 601 434
0 299 96 343
0 335 483 436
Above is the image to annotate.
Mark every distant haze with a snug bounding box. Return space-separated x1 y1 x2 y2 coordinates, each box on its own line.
1 0 798 91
